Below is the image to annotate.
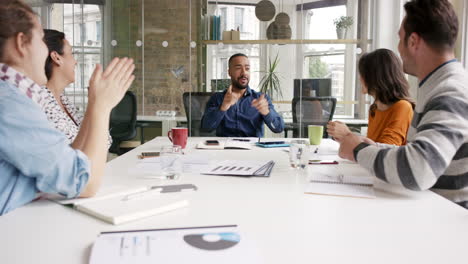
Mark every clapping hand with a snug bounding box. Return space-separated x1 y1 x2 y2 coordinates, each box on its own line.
88 57 135 111
251 94 270 116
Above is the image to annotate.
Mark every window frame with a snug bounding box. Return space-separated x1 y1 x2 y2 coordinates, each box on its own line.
61 3 104 112
296 0 361 119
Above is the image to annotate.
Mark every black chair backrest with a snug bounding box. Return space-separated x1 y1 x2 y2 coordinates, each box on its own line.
292 96 337 138
110 91 137 142
183 92 216 137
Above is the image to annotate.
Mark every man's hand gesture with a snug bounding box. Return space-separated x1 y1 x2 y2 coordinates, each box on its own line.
220 85 240 111
252 94 270 116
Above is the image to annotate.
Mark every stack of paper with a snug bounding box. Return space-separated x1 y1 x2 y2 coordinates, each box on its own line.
202 160 275 177
305 174 375 198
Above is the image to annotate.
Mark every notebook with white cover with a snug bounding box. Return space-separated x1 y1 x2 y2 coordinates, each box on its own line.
49 185 190 225
305 174 375 199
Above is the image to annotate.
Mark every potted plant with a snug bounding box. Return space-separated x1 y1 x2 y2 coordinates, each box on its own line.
333 16 353 39
258 53 282 100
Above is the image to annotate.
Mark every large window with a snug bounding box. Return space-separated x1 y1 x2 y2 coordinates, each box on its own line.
234 7 245 32
63 4 103 113
27 1 103 113
300 2 358 117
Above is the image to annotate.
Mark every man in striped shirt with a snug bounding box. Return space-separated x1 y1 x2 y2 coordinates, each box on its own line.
336 0 468 209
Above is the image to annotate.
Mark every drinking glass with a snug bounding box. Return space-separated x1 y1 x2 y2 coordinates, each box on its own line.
289 139 310 169
160 145 183 179
308 125 324 146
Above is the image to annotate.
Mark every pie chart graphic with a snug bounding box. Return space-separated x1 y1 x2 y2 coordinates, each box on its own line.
183 232 240 251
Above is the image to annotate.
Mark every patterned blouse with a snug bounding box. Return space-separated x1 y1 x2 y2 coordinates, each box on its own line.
41 87 112 147
0 63 47 107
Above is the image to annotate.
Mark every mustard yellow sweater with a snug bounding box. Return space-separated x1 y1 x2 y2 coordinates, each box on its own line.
368 100 413 146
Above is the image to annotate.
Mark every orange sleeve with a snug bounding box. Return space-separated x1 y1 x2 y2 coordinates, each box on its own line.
374 100 414 145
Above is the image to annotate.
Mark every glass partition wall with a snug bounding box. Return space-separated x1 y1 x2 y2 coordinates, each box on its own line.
26 0 373 139
203 0 373 138
28 0 106 114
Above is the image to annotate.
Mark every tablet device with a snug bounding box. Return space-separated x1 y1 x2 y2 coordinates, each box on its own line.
309 160 339 164
255 142 290 148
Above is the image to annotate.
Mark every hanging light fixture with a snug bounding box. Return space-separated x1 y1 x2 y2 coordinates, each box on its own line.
255 0 276 21
268 0 291 39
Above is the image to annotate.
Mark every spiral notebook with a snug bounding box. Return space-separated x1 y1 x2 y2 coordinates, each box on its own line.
305 174 375 199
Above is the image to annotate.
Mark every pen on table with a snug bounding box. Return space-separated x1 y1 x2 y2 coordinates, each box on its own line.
258 137 261 143
122 188 162 201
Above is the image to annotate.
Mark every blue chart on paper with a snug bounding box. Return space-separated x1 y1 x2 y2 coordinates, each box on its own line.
183 232 240 251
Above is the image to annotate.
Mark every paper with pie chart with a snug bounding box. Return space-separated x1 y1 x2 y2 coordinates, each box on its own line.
183 231 240 250
89 225 264 264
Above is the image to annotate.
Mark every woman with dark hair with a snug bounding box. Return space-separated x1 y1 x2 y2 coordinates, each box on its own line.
42 29 111 147
0 0 134 215
327 48 414 145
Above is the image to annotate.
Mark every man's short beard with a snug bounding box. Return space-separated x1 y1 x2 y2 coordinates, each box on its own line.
232 78 248 90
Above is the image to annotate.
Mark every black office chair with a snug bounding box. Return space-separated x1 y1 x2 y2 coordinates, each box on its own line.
109 91 137 155
291 96 337 138
182 92 216 137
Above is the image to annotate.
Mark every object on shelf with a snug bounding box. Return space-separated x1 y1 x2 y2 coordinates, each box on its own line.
222 30 240 41
334 16 353 39
202 15 222 40
267 11 291 39
266 22 291 40
255 0 276 21
275 12 290 25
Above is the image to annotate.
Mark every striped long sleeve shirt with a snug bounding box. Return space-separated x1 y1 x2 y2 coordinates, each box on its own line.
355 61 468 209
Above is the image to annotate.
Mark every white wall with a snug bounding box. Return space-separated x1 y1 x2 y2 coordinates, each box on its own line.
372 0 419 99
373 0 403 51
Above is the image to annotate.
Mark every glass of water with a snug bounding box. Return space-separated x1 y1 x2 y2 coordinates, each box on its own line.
160 145 183 179
289 139 310 169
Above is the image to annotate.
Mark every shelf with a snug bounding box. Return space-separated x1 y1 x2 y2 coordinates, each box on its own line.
202 39 371 45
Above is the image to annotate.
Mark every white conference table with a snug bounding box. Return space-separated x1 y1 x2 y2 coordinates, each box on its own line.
1 138 467 264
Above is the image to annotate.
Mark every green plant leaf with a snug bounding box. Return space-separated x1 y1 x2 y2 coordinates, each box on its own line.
258 52 283 100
